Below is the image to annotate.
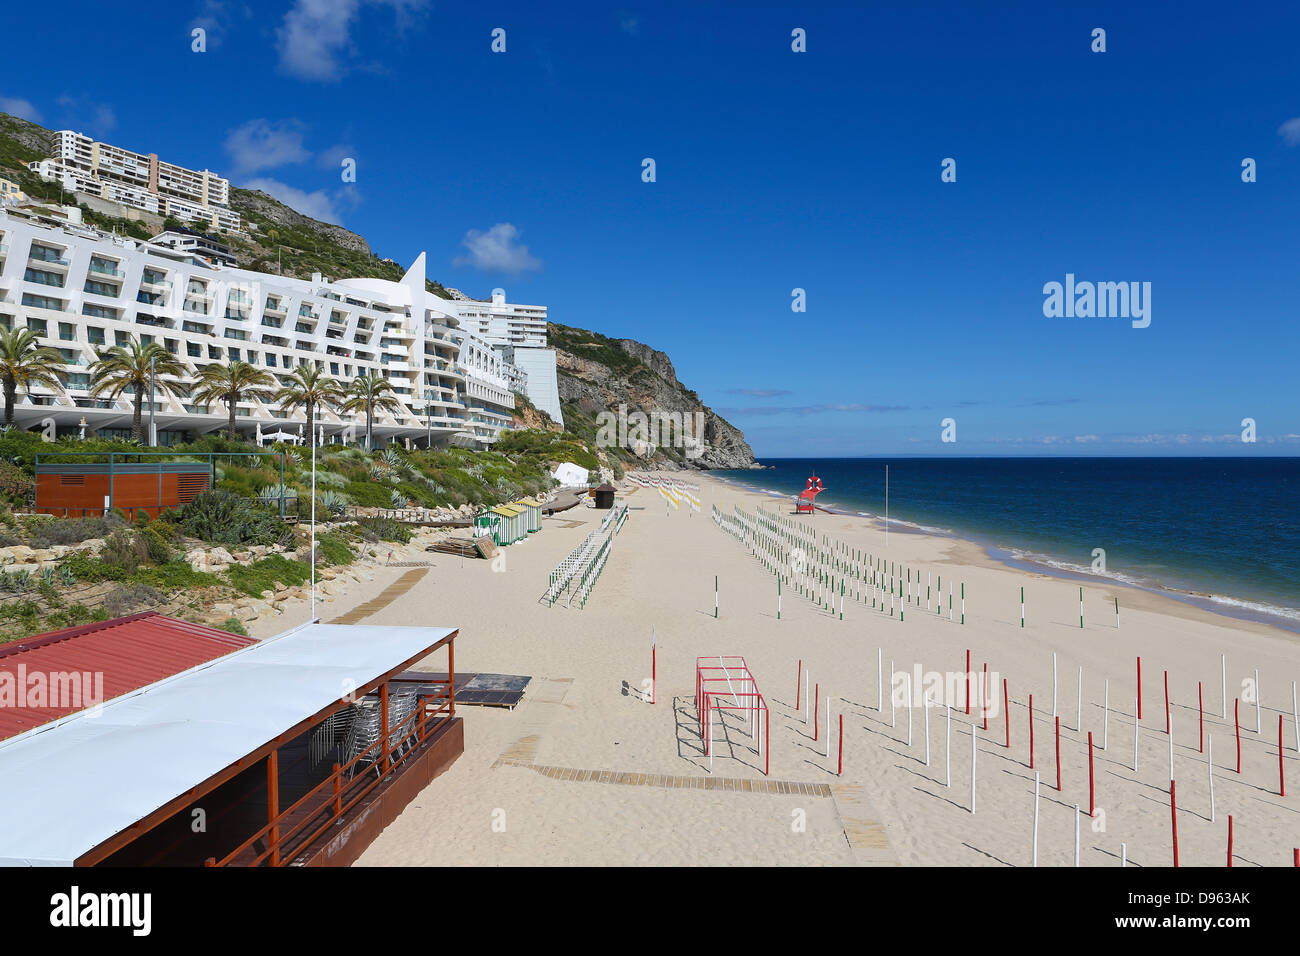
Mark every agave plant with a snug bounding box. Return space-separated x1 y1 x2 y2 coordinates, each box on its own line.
319 490 350 517
389 489 408 508
10 569 31 591
40 566 57 588
256 485 291 503
59 564 76 586
380 448 403 469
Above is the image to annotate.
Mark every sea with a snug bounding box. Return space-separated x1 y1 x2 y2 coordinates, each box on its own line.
711 457 1300 634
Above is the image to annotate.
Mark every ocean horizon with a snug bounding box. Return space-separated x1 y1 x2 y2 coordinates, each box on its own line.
712 456 1300 633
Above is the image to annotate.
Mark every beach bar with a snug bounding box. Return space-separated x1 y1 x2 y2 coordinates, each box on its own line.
0 612 462 866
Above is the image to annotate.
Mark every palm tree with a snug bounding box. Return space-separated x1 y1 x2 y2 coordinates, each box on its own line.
0 328 67 427
341 374 402 451
87 338 188 443
191 360 277 440
273 364 342 446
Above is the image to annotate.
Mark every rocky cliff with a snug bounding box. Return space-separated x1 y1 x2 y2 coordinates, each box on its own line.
549 323 756 471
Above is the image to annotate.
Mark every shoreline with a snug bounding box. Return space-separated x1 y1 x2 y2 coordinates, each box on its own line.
708 470 1300 638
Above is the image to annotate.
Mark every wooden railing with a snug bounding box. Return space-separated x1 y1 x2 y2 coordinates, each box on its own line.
207 685 454 867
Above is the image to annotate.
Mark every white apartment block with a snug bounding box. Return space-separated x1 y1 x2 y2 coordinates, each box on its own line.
454 288 548 347
451 288 562 426
0 209 516 449
28 131 242 234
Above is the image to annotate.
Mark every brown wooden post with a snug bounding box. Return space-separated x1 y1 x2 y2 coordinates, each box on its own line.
380 682 390 771
332 763 342 817
267 748 280 866
448 636 456 717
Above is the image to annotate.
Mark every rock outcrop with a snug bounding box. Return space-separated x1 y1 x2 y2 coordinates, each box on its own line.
550 324 756 471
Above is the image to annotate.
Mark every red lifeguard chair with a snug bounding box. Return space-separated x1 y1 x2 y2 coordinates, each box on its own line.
795 473 824 514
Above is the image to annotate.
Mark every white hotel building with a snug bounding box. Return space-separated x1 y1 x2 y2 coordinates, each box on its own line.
28 130 242 234
453 288 563 426
0 209 521 447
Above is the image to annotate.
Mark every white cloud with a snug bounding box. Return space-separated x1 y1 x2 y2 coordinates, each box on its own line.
224 119 310 175
277 0 428 81
454 223 542 274
1278 118 1300 146
242 177 342 225
0 96 41 121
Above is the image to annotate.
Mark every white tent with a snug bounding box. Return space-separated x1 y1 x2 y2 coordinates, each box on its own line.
551 462 590 487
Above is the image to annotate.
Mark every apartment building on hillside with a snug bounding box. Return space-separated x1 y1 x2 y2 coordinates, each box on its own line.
28 130 242 233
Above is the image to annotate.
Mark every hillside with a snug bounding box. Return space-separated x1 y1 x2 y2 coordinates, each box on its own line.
550 323 756 471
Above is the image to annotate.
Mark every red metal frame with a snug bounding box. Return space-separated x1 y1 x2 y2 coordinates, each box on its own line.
696 656 769 776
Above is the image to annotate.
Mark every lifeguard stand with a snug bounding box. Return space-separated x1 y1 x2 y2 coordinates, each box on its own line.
795 473 824 514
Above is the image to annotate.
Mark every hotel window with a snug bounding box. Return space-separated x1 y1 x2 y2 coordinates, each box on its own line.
266 354 277 367
86 277 120 299
115 331 131 346
140 334 154 346
25 268 65 288
228 348 240 361
66 373 90 390
329 363 339 375
208 346 222 359
26 318 48 336
83 304 119 320
22 293 64 312
87 327 105 345
58 323 75 341
187 342 201 357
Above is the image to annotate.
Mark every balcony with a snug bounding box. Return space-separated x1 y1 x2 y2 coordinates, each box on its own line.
28 247 70 268
88 261 126 279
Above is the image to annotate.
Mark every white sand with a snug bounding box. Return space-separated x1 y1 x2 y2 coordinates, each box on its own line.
343 475 1299 867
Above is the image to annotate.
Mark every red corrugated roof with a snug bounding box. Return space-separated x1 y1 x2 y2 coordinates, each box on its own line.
0 611 257 741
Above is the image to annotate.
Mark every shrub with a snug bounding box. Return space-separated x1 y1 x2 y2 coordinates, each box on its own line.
140 559 219 591
140 527 174 565
102 583 163 617
314 531 355 566
25 515 120 549
344 481 393 508
353 516 412 545
218 616 248 636
176 491 294 548
225 554 311 597
100 530 147 575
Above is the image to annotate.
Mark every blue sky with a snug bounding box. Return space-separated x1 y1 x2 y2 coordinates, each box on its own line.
3 0 1297 457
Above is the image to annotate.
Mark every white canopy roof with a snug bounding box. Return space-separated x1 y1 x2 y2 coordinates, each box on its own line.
0 621 456 866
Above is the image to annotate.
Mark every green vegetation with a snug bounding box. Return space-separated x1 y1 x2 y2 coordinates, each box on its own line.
225 553 311 597
547 323 644 376
174 491 294 549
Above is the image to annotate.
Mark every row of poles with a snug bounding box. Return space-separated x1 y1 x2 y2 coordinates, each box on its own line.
710 503 967 626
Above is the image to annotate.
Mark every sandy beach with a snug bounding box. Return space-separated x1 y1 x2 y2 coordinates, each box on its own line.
329 474 1300 867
